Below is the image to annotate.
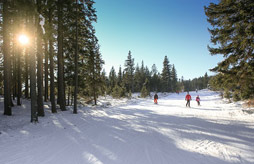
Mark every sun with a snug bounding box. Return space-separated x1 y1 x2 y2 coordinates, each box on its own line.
18 34 29 45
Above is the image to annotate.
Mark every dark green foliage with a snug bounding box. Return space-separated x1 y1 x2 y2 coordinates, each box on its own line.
85 37 104 105
171 65 177 92
107 54 183 96
134 61 147 92
140 78 150 98
128 90 132 98
205 0 254 100
161 56 171 92
2 0 12 115
182 73 210 92
104 52 183 97
150 64 160 92
117 66 123 86
108 66 117 93
233 91 241 102
112 85 126 98
124 51 135 92
100 69 107 96
224 90 231 100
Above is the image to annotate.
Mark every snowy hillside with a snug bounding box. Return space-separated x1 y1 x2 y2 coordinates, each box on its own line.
0 90 253 164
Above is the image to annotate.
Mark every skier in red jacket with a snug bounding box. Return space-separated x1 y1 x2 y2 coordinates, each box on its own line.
185 92 192 107
154 93 158 104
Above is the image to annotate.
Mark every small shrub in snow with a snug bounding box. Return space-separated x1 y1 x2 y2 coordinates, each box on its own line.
112 85 126 98
140 85 150 98
128 90 132 99
233 91 241 102
224 90 231 99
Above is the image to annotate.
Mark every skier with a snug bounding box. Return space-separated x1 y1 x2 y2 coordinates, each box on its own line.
154 93 158 104
185 92 191 107
196 95 200 106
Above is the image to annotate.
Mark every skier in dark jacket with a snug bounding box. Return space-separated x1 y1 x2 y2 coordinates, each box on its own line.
196 95 200 106
154 93 158 104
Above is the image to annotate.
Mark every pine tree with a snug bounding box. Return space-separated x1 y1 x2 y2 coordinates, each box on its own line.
27 2 38 122
134 64 141 92
43 0 49 102
37 0 44 116
73 0 79 114
205 0 254 99
140 61 146 87
203 72 208 88
140 78 150 98
150 64 159 92
171 64 178 92
161 56 171 92
144 66 151 89
109 66 117 93
44 39 49 102
48 1 57 113
15 9 22 106
57 0 66 111
3 0 12 115
100 69 107 96
117 65 122 86
85 37 104 105
112 84 126 98
124 51 135 93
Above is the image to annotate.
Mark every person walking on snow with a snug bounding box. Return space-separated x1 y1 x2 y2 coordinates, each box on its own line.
196 95 200 106
185 92 192 107
154 93 158 104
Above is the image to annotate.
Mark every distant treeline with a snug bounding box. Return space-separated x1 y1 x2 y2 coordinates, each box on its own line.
103 51 210 98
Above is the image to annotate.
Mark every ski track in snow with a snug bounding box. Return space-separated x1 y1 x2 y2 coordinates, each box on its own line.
0 90 254 164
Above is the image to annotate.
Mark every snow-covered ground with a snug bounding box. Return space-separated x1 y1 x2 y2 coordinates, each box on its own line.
0 90 253 164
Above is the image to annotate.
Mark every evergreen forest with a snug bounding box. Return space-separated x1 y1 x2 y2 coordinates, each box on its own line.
0 0 253 122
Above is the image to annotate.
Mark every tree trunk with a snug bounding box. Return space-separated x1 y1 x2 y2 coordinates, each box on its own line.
25 51 29 99
16 7 22 106
25 18 29 99
37 5 44 116
44 39 49 102
67 86 70 106
71 91 73 106
49 7 57 113
57 0 66 111
93 84 97 105
17 46 22 106
29 15 38 123
3 0 12 115
73 0 78 113
12 47 16 101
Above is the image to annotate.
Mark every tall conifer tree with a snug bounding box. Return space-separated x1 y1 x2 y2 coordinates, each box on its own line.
57 0 66 111
3 0 12 115
161 56 171 92
205 0 254 99
124 51 135 92
171 64 177 92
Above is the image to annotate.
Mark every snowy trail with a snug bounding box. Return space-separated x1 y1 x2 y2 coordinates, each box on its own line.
0 90 254 164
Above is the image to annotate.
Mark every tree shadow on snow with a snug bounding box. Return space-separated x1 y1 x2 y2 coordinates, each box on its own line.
56 105 254 164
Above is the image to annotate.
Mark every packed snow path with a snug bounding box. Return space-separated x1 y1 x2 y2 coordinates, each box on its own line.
0 90 254 164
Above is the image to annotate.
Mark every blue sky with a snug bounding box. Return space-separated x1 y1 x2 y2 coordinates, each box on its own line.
94 0 222 80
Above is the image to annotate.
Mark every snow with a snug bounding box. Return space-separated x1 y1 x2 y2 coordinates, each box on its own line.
39 14 45 34
0 90 253 164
